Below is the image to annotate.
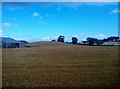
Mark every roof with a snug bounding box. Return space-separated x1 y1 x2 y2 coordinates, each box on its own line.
0 37 26 43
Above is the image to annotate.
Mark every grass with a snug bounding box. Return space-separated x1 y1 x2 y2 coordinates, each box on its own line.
2 42 120 87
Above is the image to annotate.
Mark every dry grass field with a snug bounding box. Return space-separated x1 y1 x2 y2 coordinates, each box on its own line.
2 42 120 88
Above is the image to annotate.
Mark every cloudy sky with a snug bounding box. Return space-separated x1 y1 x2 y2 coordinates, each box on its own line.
1 2 119 42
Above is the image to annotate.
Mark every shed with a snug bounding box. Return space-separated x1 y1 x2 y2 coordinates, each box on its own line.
0 37 28 48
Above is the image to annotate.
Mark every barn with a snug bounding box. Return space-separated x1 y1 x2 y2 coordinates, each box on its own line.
2 42 27 48
0 37 28 48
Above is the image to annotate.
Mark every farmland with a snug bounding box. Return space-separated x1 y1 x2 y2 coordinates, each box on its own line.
2 42 120 88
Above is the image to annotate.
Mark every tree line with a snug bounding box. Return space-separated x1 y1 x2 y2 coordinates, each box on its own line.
52 35 120 45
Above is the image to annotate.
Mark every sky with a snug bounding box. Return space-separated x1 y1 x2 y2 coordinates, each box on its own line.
1 2 119 42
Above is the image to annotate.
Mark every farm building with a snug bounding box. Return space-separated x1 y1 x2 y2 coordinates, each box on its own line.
0 37 28 48
102 42 120 46
2 41 27 48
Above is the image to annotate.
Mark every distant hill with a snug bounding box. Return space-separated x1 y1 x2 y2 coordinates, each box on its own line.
0 37 17 42
0 37 29 48
0 37 28 43
28 41 71 47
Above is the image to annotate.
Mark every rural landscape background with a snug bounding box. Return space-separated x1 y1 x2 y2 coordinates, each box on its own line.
1 1 120 88
2 42 120 87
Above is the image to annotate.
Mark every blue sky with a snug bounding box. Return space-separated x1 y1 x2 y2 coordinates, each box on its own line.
1 2 119 42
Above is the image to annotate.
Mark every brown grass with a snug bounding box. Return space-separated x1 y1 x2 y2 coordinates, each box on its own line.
2 42 120 87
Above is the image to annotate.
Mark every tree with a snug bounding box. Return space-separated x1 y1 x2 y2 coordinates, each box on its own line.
82 41 88 45
72 37 78 44
114 36 119 41
57 35 65 42
87 37 95 45
97 40 104 45
51 40 56 42
103 38 108 42
105 36 119 42
86 37 101 45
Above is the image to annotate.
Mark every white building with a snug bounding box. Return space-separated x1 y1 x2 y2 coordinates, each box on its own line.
102 42 120 46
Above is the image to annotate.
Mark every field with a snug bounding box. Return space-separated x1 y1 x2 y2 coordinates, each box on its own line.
2 42 120 88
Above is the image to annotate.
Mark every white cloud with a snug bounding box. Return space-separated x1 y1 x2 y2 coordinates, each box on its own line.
33 12 46 24
3 22 19 28
111 8 119 13
32 12 46 24
14 37 30 41
51 36 58 40
54 2 117 10
39 36 58 41
72 35 78 38
3 23 12 28
95 34 106 39
0 29 3 37
33 12 39 17
82 38 86 41
13 35 35 42
80 34 106 40
7 6 24 11
41 36 50 41
38 20 47 24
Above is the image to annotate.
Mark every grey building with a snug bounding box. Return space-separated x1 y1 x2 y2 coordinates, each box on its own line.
102 42 120 46
0 37 28 48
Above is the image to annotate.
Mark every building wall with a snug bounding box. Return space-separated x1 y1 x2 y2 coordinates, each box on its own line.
102 42 120 46
2 42 27 48
19 43 27 48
